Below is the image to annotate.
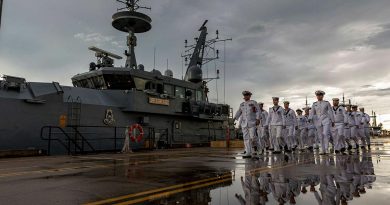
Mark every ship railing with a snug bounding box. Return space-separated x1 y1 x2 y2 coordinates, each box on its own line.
40 125 150 155
40 126 86 155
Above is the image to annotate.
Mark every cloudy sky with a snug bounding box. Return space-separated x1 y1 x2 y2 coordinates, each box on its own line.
1 0 390 128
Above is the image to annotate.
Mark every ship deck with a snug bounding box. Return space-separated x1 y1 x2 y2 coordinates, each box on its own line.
1 138 390 205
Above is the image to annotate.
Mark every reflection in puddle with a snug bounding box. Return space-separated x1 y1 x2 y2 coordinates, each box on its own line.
146 151 380 205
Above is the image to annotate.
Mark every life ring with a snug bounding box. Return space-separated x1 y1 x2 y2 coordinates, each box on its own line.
128 124 144 143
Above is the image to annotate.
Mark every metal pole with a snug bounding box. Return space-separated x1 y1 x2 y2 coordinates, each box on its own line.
48 127 52 156
223 41 226 104
114 127 117 151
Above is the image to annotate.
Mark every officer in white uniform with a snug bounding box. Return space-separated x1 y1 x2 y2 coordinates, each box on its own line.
309 90 335 155
283 101 297 152
266 97 285 154
234 91 260 158
360 107 371 149
331 98 347 154
256 102 269 154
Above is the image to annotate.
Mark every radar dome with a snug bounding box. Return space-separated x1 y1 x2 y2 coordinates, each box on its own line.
138 64 145 71
187 65 202 83
164 69 173 78
152 69 162 76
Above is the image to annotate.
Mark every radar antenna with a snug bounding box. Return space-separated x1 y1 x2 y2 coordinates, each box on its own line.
116 0 151 11
88 46 122 70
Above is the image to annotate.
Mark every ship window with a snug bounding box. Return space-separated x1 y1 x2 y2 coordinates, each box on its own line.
91 76 106 89
156 84 163 93
164 84 174 96
134 77 147 90
186 89 196 100
196 90 203 101
103 74 135 90
175 86 185 98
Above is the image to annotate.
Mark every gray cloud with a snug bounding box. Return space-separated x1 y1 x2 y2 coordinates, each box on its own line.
2 0 390 127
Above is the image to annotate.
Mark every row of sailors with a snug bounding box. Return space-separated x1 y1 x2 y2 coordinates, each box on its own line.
234 90 371 157
235 153 375 205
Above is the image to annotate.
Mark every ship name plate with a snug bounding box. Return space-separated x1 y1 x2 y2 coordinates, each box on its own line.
149 97 169 106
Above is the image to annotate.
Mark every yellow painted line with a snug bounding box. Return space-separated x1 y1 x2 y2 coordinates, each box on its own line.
114 178 232 205
84 173 232 205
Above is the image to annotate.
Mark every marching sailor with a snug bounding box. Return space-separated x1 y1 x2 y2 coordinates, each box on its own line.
283 101 298 152
309 90 335 155
305 107 315 151
353 105 366 150
266 97 285 154
351 105 363 150
345 105 358 150
234 91 261 158
296 109 308 151
331 98 347 154
257 102 269 154
360 107 371 149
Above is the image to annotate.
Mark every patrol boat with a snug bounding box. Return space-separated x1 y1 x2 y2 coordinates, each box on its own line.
0 0 232 155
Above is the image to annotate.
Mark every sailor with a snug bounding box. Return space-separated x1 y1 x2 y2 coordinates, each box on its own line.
345 105 359 150
266 97 285 154
296 109 307 151
305 107 315 151
353 106 366 150
309 90 335 155
234 91 260 158
331 98 347 154
283 101 297 152
360 107 371 149
256 102 269 154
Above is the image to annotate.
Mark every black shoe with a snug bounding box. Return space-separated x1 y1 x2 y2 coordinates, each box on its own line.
335 150 340 154
242 155 252 158
340 148 346 152
308 146 313 151
292 148 296 151
285 149 292 153
269 148 274 151
348 145 353 150
273 151 282 154
355 145 359 149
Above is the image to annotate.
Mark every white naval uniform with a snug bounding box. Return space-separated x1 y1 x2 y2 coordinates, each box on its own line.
309 100 335 153
283 108 297 150
256 109 269 151
331 105 347 151
345 111 358 147
308 111 318 148
296 115 308 149
234 100 260 155
361 112 371 146
266 105 285 152
354 111 365 147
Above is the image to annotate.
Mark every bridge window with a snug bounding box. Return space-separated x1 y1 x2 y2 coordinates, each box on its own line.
164 84 174 96
196 90 203 101
175 86 185 99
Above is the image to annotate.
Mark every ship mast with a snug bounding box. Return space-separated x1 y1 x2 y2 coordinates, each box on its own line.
112 0 151 69
0 0 3 29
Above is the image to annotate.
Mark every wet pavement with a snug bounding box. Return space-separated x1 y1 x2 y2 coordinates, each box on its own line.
1 138 390 205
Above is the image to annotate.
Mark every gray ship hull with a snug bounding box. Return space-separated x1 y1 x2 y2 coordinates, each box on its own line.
0 81 229 155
